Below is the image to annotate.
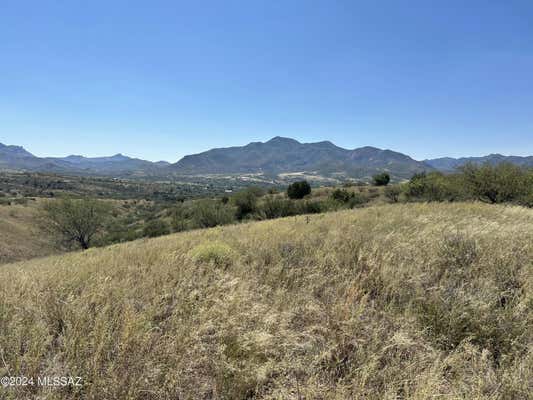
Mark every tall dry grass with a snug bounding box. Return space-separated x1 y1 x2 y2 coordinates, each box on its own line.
0 203 531 399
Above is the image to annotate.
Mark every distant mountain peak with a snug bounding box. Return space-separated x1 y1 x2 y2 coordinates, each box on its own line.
266 136 300 145
109 153 130 160
0 143 36 158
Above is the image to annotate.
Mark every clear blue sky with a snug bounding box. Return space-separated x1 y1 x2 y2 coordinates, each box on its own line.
1 0 532 162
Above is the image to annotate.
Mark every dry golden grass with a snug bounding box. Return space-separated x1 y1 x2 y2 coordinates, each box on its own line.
0 202 531 399
0 202 59 264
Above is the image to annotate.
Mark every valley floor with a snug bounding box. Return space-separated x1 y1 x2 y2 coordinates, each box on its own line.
0 203 532 399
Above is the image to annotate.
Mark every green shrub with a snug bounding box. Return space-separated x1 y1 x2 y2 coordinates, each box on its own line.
330 188 352 203
372 172 390 186
329 189 367 208
287 180 311 199
256 196 296 219
300 200 324 214
232 187 263 220
143 219 171 238
191 199 235 228
190 242 237 268
405 172 465 202
384 185 401 202
460 162 532 204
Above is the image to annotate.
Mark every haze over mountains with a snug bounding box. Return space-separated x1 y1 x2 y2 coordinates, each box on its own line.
1 138 532 180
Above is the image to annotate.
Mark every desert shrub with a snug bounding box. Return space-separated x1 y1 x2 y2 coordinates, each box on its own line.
300 200 324 214
191 199 235 228
232 187 263 220
287 180 311 199
170 203 192 232
460 162 532 204
143 219 171 238
330 189 368 208
404 172 465 202
189 241 236 268
372 172 390 186
518 192 533 208
41 197 111 249
256 196 296 219
330 188 352 203
384 185 401 202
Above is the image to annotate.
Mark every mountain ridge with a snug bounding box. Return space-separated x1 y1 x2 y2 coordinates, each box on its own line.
1 139 532 179
170 136 430 179
424 153 533 171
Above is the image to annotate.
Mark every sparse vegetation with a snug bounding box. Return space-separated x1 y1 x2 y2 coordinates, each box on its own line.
0 203 531 399
384 184 401 202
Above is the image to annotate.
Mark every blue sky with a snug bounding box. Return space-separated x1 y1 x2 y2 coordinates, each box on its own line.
1 0 532 162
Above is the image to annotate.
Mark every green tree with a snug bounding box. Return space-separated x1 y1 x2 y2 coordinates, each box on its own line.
460 163 530 204
287 180 311 199
42 198 111 250
372 172 390 186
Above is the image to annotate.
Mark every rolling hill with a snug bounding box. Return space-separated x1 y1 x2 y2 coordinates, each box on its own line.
1 203 531 399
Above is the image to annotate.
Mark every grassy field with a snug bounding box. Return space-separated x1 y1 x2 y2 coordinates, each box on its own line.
0 203 531 399
0 201 59 264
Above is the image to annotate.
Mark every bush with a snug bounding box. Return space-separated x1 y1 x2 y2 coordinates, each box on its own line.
384 185 401 202
330 189 367 208
330 188 353 203
189 242 236 268
405 172 465 202
143 219 171 238
300 200 324 214
171 203 191 232
256 196 296 219
232 187 263 220
372 172 390 186
460 163 532 204
287 180 311 199
191 200 235 228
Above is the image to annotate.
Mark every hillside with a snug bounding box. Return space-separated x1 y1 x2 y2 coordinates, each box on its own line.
0 201 58 264
1 203 531 399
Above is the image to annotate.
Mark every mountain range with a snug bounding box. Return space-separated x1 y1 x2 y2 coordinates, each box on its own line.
1 138 532 180
423 154 533 172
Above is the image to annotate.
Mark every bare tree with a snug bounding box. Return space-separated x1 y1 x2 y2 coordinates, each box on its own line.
42 198 110 250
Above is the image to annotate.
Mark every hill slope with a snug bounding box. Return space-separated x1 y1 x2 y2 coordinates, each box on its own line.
1 203 531 399
172 136 430 179
0 202 58 264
